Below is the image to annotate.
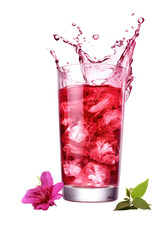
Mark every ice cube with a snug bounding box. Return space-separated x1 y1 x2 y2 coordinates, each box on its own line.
64 143 82 156
59 99 83 126
83 162 110 186
95 108 122 135
89 137 118 164
68 161 110 187
63 140 88 158
88 90 121 113
103 109 121 125
66 119 88 143
63 160 81 177
88 96 112 113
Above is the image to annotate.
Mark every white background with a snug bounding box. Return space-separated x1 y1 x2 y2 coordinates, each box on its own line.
0 0 159 239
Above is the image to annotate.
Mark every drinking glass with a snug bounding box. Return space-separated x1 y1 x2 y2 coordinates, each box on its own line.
58 63 127 202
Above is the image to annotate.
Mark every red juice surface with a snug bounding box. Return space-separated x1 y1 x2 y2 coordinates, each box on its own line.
59 84 124 187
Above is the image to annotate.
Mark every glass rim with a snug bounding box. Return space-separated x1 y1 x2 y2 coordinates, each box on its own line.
58 63 127 71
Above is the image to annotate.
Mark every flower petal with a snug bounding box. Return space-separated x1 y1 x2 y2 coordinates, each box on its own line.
52 193 63 201
48 198 56 206
21 187 41 204
52 182 64 196
34 202 50 210
40 171 53 188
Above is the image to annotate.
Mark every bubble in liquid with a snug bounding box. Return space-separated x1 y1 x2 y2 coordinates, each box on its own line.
72 22 76 26
53 34 60 41
92 34 99 40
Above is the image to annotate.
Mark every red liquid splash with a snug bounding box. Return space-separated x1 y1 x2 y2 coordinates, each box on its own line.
51 17 144 100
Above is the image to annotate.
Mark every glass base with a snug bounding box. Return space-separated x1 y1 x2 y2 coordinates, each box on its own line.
63 185 118 202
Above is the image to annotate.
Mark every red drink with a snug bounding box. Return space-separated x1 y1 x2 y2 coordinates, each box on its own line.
59 83 124 188
51 17 144 201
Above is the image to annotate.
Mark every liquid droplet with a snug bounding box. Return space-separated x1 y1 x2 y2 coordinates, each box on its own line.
50 50 56 58
131 13 135 16
92 34 99 40
72 22 76 26
63 39 68 43
53 34 60 41
135 29 139 37
50 50 59 68
138 17 144 24
77 26 83 35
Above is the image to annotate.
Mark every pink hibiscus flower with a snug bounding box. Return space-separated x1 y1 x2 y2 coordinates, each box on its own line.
22 171 64 210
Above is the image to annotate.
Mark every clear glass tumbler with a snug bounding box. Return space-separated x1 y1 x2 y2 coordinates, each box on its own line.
58 63 127 202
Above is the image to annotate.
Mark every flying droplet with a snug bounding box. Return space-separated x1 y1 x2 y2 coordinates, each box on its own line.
53 34 60 41
92 34 99 40
138 17 144 24
63 39 69 43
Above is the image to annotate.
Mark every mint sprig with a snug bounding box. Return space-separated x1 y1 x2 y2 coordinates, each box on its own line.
114 179 151 210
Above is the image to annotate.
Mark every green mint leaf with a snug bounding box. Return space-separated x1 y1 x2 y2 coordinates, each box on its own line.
131 178 149 199
129 205 138 209
126 188 131 198
129 188 133 193
132 197 151 210
114 178 151 211
114 200 131 211
124 197 129 200
120 205 138 210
